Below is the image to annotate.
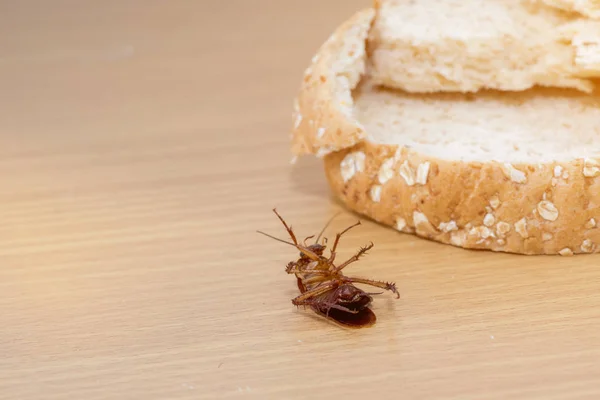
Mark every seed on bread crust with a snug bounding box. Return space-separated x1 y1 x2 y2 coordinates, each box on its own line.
378 158 395 184
438 220 458 232
583 158 600 177
496 222 511 237
415 162 430 185
395 217 413 233
581 239 594 253
559 248 574 256
502 163 527 183
340 151 365 182
554 165 563 177
469 226 492 240
370 185 382 202
413 211 436 235
450 230 467 246
483 213 495 227
515 218 528 238
399 161 415 186
490 195 500 209
537 200 559 221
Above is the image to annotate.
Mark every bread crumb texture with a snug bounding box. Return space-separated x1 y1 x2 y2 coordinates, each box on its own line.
370 0 600 93
291 0 600 255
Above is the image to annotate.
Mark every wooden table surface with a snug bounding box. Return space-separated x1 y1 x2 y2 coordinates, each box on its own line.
3 1 600 399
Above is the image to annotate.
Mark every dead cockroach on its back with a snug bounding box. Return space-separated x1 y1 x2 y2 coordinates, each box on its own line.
258 209 399 328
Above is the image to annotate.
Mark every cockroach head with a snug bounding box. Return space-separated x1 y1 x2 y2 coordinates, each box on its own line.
301 243 326 258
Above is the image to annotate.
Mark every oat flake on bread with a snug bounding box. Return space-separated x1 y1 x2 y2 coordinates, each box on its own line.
290 0 600 255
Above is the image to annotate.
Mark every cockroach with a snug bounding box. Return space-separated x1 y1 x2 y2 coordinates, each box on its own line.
258 209 399 328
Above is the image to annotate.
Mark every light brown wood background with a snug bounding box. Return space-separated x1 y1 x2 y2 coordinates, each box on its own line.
2 1 600 399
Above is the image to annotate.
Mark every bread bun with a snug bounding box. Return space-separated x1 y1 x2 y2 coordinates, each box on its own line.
291 1 600 255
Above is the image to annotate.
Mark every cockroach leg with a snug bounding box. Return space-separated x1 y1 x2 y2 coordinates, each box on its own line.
301 274 331 285
285 262 330 276
333 242 374 272
328 221 362 262
272 208 299 245
285 261 298 273
330 221 362 252
343 277 400 298
291 283 337 305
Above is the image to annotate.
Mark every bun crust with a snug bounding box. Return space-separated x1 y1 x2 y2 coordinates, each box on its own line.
291 9 375 157
322 142 600 256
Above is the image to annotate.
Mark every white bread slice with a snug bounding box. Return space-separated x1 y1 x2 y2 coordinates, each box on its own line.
291 3 600 255
369 0 600 93
358 85 600 164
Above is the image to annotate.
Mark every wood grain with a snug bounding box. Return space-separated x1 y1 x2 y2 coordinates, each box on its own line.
2 1 600 399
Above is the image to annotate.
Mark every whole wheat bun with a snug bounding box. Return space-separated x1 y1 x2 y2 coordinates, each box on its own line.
291 0 600 256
